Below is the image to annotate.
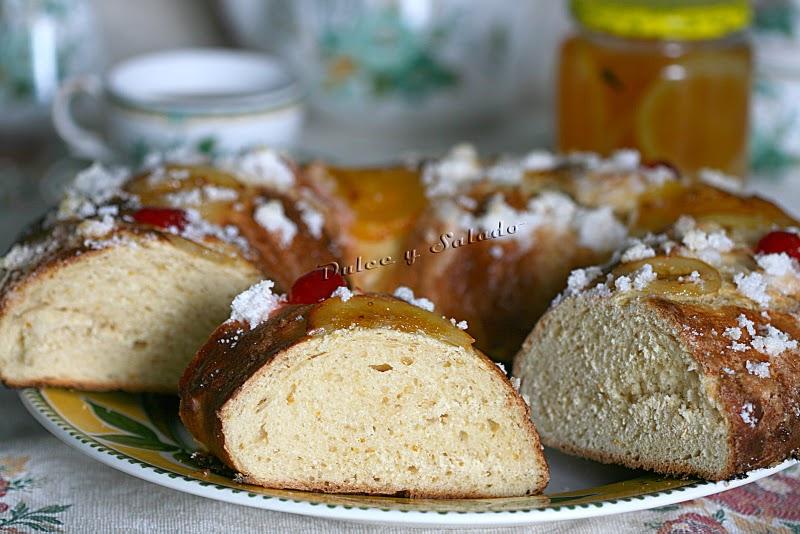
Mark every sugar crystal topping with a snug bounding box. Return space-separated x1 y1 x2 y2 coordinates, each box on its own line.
698 168 744 194
449 318 469 330
229 280 286 329
734 272 771 307
254 200 297 248
165 186 239 207
746 360 771 378
422 144 483 197
77 216 115 239
521 150 558 172
740 402 757 428
723 314 797 356
620 241 656 263
226 148 295 191
1 243 45 271
576 207 627 253
566 267 603 295
681 228 734 266
751 325 798 356
296 200 325 239
180 209 250 252
758 253 797 277
393 286 435 312
71 163 129 202
331 285 353 302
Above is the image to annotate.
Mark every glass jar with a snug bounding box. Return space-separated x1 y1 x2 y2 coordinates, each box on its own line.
558 0 753 178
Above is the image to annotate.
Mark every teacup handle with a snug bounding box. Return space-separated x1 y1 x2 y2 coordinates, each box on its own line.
53 75 114 161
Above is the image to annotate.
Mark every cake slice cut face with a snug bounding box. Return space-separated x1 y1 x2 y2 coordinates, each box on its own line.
0 230 262 392
514 222 800 480
180 292 549 498
515 295 731 479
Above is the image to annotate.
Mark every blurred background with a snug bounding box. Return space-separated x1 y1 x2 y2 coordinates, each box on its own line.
1 0 800 249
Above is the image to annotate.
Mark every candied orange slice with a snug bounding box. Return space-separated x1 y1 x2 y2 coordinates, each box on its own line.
614 256 721 297
327 167 426 241
309 294 474 349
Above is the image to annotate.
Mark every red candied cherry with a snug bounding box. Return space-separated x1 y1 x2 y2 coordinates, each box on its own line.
288 269 348 305
132 207 188 231
756 230 800 261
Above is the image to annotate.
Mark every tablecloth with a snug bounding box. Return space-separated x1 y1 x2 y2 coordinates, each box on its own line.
3 152 800 533
1 386 799 533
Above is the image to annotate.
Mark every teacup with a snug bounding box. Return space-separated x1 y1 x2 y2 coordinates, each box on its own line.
53 48 304 162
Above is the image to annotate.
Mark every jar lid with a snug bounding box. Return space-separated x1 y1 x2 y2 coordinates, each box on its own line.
570 0 752 41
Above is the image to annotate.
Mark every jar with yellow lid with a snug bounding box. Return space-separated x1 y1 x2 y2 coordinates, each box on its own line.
558 0 753 178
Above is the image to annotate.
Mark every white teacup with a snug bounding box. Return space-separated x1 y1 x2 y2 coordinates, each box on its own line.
53 48 304 162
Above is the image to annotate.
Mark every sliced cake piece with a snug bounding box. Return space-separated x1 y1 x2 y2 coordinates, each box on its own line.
0 154 338 392
0 223 262 392
513 222 800 480
180 278 548 498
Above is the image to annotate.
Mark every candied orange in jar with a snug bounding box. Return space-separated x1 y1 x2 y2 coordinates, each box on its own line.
558 0 753 179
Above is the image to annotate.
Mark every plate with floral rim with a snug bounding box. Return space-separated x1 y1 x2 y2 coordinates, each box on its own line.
19 387 797 527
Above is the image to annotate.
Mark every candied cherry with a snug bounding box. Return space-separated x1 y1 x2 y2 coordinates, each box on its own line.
288 269 348 305
132 207 188 231
756 230 800 261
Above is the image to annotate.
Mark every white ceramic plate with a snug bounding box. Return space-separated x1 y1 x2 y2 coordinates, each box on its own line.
20 387 797 527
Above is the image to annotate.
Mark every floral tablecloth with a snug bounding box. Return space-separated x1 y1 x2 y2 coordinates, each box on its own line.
1 384 799 533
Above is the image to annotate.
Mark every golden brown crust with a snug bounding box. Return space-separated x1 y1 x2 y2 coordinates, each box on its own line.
648 298 800 478
393 211 604 363
539 434 797 481
179 304 312 464
123 165 340 291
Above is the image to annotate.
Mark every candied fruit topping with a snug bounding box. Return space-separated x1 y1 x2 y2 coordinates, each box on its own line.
756 231 800 261
288 269 348 305
132 207 188 230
